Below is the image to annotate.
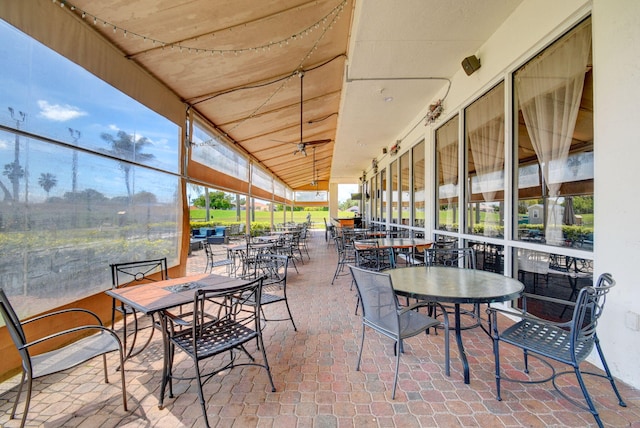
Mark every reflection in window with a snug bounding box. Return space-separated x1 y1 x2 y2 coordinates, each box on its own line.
0 22 182 321
412 141 425 228
436 116 459 231
0 21 179 175
0 132 180 321
466 239 504 274
513 248 593 322
466 82 505 237
514 18 593 250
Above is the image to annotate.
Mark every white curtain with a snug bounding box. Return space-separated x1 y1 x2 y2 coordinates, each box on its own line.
467 83 505 204
467 83 505 236
436 117 459 230
516 20 591 245
437 117 459 200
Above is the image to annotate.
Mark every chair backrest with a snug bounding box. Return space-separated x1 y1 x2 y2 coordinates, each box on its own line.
354 240 394 271
572 273 615 357
110 258 169 289
425 247 476 269
204 241 213 259
255 253 288 288
349 265 400 332
0 289 30 363
192 276 264 341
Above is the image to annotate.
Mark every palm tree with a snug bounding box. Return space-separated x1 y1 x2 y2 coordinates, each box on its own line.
100 130 155 200
38 172 57 199
2 161 25 201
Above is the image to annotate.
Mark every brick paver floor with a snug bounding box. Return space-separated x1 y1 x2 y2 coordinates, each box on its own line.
1 230 639 427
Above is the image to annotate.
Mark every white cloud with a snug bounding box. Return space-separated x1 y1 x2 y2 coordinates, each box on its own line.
37 100 87 122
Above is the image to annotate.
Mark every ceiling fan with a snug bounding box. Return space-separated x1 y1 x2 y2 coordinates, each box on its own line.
291 70 331 157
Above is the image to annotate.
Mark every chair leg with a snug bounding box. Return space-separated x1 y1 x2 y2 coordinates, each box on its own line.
356 325 366 371
573 367 605 428
283 298 297 331
17 373 32 428
331 260 342 284
10 371 25 422
392 341 401 399
257 334 276 393
594 338 627 407
492 338 503 401
193 360 211 428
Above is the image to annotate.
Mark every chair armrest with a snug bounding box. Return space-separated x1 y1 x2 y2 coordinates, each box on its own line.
521 292 577 308
487 303 571 329
21 325 120 351
164 310 192 328
401 301 431 314
399 301 450 328
21 307 105 327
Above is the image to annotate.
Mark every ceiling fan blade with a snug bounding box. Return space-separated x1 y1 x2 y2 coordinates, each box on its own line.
301 139 332 146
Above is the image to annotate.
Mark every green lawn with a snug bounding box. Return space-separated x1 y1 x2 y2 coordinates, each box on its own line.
189 209 354 229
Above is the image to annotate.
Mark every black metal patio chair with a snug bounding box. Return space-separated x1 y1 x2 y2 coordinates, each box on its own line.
160 276 275 428
203 241 233 274
109 258 169 359
251 253 297 330
488 273 627 428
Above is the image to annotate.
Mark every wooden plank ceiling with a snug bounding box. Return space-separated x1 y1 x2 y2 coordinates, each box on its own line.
67 0 352 191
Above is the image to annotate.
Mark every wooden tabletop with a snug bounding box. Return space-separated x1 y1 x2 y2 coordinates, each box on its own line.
354 238 433 249
106 273 250 315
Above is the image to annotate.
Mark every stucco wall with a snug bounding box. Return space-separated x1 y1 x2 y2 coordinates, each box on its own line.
592 0 640 388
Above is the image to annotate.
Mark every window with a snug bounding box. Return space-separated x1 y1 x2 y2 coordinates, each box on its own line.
513 247 592 322
1 21 181 321
191 120 248 181
514 19 593 250
390 160 398 223
435 116 459 231
251 164 273 194
465 82 505 238
370 176 378 221
295 190 327 202
399 151 410 226
380 168 387 221
412 141 425 228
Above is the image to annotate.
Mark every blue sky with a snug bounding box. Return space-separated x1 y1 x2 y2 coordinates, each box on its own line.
0 20 180 202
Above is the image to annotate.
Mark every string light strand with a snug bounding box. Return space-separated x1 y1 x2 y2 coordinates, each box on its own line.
53 0 348 57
